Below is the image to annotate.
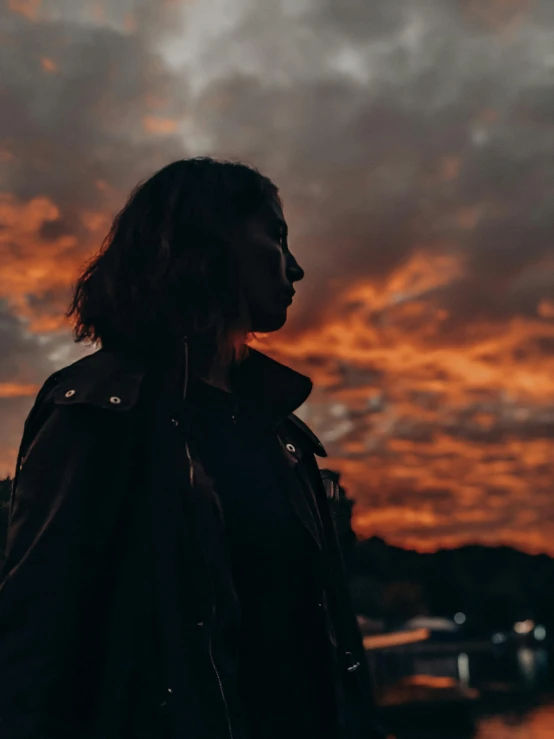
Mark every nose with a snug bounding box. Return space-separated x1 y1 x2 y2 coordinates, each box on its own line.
287 254 304 283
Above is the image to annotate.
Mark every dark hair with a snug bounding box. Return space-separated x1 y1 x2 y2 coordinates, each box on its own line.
66 157 280 376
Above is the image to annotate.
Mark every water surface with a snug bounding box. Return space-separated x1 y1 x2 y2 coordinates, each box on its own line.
475 703 554 739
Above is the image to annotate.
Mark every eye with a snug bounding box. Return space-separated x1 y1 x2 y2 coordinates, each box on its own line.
269 221 288 249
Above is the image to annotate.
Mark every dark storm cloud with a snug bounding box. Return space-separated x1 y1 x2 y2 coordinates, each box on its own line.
0 0 193 473
0 0 189 234
185 0 554 331
0 0 191 443
4 0 553 339
3 0 554 551
0 299 80 475
0 300 55 383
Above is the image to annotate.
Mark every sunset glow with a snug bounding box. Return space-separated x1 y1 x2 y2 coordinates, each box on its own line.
2 0 554 558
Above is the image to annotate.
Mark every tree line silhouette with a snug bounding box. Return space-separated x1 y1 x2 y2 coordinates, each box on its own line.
1 472 553 641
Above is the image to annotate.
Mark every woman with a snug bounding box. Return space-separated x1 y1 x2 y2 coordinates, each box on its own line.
0 158 382 739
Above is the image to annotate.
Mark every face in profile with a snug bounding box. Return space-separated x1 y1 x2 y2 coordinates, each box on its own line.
232 196 305 333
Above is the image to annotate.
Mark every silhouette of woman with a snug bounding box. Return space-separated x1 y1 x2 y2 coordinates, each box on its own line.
0 157 383 739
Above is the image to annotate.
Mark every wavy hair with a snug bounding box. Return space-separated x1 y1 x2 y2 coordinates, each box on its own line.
66 157 280 377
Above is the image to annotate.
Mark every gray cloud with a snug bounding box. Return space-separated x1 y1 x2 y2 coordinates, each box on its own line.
175 0 554 331
0 0 191 473
3 0 554 551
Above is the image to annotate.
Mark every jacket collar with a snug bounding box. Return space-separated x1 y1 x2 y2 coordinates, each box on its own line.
231 347 313 428
56 345 313 428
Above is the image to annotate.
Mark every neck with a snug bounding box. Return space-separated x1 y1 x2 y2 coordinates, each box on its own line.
200 342 236 392
201 361 233 393
195 332 249 393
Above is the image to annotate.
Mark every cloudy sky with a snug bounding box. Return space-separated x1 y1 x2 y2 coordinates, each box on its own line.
2 0 554 554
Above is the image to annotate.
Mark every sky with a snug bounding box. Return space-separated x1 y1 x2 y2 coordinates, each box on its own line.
1 0 554 554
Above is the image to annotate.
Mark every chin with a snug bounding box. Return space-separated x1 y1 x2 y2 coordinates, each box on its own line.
251 309 288 333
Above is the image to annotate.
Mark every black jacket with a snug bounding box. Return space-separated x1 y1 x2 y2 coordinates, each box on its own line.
0 343 383 739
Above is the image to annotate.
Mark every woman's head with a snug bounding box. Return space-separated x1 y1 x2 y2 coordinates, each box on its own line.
66 157 304 375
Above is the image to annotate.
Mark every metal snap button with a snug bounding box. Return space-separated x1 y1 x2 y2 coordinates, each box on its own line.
170 418 179 426
345 651 361 672
197 621 204 627
285 443 296 453
64 389 76 398
109 396 121 405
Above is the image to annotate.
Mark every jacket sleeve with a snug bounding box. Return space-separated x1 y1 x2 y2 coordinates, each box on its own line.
0 390 139 739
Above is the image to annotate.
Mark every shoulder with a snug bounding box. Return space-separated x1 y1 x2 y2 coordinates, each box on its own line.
15 352 147 473
20 351 147 455
33 350 147 415
280 413 328 458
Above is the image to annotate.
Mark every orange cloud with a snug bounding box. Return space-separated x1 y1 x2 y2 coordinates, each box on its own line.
0 193 85 329
123 13 137 33
538 299 554 319
0 383 40 398
2 0 553 562
142 116 179 135
7 0 41 21
464 0 533 33
80 209 110 233
457 207 481 230
90 3 106 23
440 156 461 182
254 249 554 556
40 57 57 73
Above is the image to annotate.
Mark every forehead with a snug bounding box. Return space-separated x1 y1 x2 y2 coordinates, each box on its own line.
235 196 286 244
255 196 285 227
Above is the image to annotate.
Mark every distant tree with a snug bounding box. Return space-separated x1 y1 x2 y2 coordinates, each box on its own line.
0 476 12 566
349 574 385 618
381 581 428 625
0 477 11 505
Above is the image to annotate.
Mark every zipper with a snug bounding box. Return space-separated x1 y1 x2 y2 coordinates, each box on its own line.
208 603 234 739
181 336 195 488
184 441 194 487
180 335 234 739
